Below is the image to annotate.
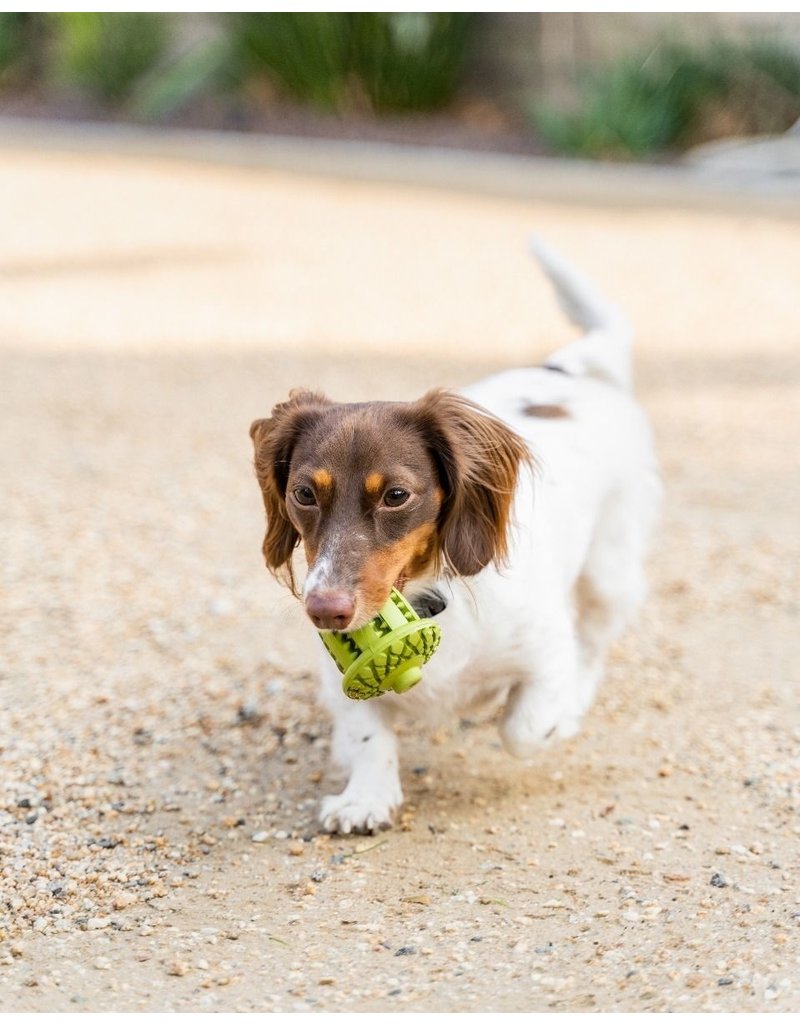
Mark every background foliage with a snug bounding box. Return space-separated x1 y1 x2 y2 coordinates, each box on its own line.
0 13 798 160
533 39 800 159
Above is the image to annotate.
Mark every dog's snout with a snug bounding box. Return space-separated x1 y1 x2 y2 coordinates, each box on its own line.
305 590 356 631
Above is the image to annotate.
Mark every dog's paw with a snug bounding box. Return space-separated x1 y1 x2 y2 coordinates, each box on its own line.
319 787 402 835
499 696 582 760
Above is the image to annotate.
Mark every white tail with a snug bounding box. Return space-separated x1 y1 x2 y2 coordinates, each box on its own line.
530 235 633 391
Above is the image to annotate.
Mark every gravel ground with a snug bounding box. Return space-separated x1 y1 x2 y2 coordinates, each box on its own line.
1 147 799 1012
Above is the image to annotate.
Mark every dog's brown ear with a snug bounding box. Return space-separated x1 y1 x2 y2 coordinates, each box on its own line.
250 390 330 589
409 389 533 577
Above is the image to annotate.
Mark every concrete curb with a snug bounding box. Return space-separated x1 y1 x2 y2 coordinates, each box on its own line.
1 115 798 217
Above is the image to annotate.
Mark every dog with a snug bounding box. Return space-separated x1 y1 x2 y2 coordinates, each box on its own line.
250 239 661 834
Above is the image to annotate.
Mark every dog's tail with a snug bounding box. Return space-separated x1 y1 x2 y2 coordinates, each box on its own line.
530 235 633 391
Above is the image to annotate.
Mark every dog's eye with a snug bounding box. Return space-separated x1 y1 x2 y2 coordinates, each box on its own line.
383 487 410 508
293 486 317 507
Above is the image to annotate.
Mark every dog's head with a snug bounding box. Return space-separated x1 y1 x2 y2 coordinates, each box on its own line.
250 389 530 631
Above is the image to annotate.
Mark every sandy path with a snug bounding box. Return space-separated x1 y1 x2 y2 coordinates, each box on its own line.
1 148 798 1011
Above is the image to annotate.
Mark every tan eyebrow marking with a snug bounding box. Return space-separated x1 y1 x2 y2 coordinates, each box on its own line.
364 472 385 497
312 469 334 490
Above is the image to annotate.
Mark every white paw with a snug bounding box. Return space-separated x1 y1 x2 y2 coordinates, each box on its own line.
499 696 582 760
319 786 402 835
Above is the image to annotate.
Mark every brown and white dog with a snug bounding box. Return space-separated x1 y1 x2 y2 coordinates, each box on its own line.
250 239 661 833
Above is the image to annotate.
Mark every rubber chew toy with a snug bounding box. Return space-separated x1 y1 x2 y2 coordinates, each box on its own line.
320 589 442 700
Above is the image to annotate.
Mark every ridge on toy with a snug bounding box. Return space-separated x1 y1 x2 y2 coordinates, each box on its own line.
319 588 442 700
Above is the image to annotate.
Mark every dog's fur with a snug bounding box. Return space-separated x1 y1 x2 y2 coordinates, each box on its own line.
250 239 661 834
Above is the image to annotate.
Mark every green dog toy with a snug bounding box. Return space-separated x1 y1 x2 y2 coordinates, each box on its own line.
319 589 442 700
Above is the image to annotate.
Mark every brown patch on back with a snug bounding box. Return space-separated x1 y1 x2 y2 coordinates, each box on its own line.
359 522 439 612
522 403 569 419
364 472 385 498
312 468 334 491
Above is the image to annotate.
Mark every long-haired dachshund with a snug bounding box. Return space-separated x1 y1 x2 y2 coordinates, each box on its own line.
250 239 661 833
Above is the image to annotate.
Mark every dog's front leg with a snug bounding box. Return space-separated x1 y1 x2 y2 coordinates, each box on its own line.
318 659 402 834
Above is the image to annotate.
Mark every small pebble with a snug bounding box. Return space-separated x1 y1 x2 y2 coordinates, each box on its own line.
236 703 262 725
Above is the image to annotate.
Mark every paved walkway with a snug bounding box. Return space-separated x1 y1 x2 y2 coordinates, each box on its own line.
1 115 799 216
1 135 799 1011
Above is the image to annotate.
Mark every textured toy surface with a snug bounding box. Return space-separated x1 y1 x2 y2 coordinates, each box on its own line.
320 589 442 700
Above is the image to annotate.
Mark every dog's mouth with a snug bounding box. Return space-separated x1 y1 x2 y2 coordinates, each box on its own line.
304 565 426 633
307 580 447 634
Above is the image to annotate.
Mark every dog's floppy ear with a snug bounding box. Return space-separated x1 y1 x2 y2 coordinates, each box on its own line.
409 389 533 577
249 390 330 589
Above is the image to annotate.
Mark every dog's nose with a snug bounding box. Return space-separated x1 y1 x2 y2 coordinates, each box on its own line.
305 590 356 631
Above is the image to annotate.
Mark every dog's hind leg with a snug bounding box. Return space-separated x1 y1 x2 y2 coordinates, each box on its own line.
498 600 584 758
573 479 659 712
